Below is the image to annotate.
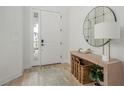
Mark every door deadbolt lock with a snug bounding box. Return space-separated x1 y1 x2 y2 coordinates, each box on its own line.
41 39 44 43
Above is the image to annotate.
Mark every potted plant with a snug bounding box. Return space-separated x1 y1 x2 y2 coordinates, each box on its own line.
89 64 103 86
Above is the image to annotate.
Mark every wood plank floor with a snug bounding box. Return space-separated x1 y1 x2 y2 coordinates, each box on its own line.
4 63 82 86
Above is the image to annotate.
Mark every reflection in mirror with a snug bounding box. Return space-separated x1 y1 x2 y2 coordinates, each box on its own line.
83 6 116 47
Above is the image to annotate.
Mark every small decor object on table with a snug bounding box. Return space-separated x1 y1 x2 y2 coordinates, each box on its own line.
89 64 103 86
78 48 92 54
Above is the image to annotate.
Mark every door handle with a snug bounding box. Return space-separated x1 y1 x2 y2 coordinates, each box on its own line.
41 43 47 46
41 44 44 46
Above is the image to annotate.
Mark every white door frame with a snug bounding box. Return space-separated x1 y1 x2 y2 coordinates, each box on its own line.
30 7 63 67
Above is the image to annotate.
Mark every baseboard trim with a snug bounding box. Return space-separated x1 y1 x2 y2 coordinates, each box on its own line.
0 71 23 86
61 60 70 64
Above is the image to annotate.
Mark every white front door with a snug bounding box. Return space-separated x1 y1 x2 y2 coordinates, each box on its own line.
40 11 62 65
31 9 62 66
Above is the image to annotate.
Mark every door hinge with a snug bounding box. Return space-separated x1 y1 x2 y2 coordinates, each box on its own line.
60 42 62 45
60 15 62 19
60 56 62 59
60 28 62 32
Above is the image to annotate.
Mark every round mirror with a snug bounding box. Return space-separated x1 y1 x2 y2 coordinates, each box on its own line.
83 6 117 47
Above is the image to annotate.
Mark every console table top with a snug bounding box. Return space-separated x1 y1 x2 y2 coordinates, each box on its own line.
71 51 120 67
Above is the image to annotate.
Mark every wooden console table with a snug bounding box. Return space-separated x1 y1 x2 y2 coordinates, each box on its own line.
71 51 123 86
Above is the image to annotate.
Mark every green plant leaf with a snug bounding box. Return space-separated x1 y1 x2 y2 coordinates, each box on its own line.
89 64 103 82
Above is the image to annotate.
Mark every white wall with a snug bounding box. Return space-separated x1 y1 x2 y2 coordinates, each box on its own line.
69 6 124 83
0 6 23 85
23 7 31 69
23 6 69 69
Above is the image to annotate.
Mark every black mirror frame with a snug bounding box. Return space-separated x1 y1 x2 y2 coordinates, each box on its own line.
83 6 117 47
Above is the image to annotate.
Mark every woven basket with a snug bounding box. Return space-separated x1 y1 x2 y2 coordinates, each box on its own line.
80 64 93 84
71 55 93 84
